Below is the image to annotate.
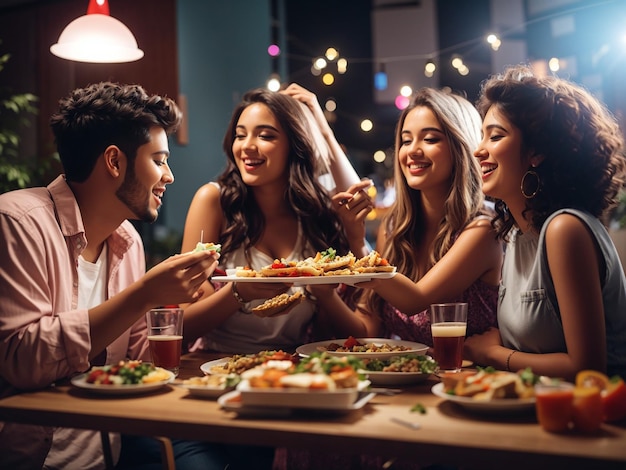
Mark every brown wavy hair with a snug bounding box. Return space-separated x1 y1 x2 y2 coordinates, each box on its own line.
476 64 626 239
217 88 349 265
363 87 489 315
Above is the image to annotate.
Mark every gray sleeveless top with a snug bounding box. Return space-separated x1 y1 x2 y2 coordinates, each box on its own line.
499 209 626 379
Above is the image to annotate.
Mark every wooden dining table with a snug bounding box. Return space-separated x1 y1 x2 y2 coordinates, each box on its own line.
0 351 624 470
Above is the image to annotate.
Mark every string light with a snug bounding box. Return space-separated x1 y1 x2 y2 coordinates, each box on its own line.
549 57 560 72
424 60 436 78
360 119 373 132
267 44 281 57
267 74 281 91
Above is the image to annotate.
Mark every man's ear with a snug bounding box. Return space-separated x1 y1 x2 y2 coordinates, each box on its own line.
104 145 124 176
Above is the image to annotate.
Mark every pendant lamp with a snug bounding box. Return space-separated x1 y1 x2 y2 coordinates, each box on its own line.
50 0 144 63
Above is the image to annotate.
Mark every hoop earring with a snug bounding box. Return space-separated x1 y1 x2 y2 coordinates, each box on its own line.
521 170 541 199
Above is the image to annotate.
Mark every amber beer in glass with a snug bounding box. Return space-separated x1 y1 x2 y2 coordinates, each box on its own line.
430 303 468 372
146 308 183 376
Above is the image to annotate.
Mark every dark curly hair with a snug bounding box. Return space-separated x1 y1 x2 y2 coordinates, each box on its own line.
217 88 349 265
476 64 626 239
50 82 182 182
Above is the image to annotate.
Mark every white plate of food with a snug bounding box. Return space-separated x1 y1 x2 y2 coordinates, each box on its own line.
200 351 297 376
177 374 239 399
71 371 175 395
211 271 396 287
359 354 437 386
296 338 429 360
235 378 371 408
218 389 376 414
200 358 233 375
431 382 536 412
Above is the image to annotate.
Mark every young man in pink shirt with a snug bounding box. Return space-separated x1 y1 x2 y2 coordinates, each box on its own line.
0 82 221 469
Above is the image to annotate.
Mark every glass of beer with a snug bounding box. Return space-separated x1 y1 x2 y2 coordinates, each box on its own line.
430 302 468 373
146 308 184 376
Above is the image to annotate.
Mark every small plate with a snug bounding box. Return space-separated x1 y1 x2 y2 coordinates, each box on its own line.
200 358 233 375
211 270 396 287
296 338 428 360
218 389 376 415
431 382 536 412
71 371 175 395
361 370 432 386
177 383 234 399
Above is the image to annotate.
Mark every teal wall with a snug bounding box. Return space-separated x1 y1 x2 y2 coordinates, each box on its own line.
165 0 272 234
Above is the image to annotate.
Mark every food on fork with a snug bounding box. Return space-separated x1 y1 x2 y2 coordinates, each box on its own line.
251 291 304 317
193 242 221 253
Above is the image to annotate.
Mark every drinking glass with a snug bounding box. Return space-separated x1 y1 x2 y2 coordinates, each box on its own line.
430 302 468 373
146 308 183 376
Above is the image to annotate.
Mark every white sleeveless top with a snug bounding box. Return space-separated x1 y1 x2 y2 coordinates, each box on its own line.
197 220 318 354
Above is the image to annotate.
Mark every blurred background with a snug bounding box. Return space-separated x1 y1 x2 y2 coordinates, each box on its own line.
1 0 625 263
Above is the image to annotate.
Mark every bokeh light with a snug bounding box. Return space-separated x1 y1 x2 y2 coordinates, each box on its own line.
374 70 388 90
400 85 412 97
267 76 281 91
549 57 560 72
322 73 335 85
267 44 280 57
314 57 327 70
337 58 348 74
360 119 373 132
395 95 410 110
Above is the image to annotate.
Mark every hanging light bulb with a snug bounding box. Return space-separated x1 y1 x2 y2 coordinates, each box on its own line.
50 0 144 63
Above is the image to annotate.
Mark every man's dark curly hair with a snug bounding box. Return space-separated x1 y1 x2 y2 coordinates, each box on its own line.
50 82 182 182
217 88 349 265
476 64 626 239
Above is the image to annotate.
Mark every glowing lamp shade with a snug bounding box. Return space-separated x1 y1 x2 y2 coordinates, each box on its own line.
50 9 144 63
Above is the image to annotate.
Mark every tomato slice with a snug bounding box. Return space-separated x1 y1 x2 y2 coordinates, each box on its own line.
343 336 359 348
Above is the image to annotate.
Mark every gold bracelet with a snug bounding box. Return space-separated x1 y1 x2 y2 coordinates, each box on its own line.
231 282 248 304
505 350 517 372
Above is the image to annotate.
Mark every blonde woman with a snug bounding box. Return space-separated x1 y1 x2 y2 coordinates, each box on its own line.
309 88 502 346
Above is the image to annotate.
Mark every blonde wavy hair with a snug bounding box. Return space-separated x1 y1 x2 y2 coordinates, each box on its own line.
362 88 488 315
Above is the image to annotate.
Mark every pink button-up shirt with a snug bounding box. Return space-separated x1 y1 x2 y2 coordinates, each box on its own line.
0 175 151 468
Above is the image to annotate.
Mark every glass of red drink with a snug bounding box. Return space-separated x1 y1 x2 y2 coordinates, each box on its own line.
146 308 184 376
430 303 468 373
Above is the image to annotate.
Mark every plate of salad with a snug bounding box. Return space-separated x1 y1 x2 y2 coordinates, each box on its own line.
71 360 174 395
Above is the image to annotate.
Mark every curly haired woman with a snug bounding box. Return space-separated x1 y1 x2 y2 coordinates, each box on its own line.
464 64 626 381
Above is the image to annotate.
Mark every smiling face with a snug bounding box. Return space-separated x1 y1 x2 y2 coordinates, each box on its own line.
398 106 453 197
475 106 532 207
232 102 290 187
115 126 173 223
